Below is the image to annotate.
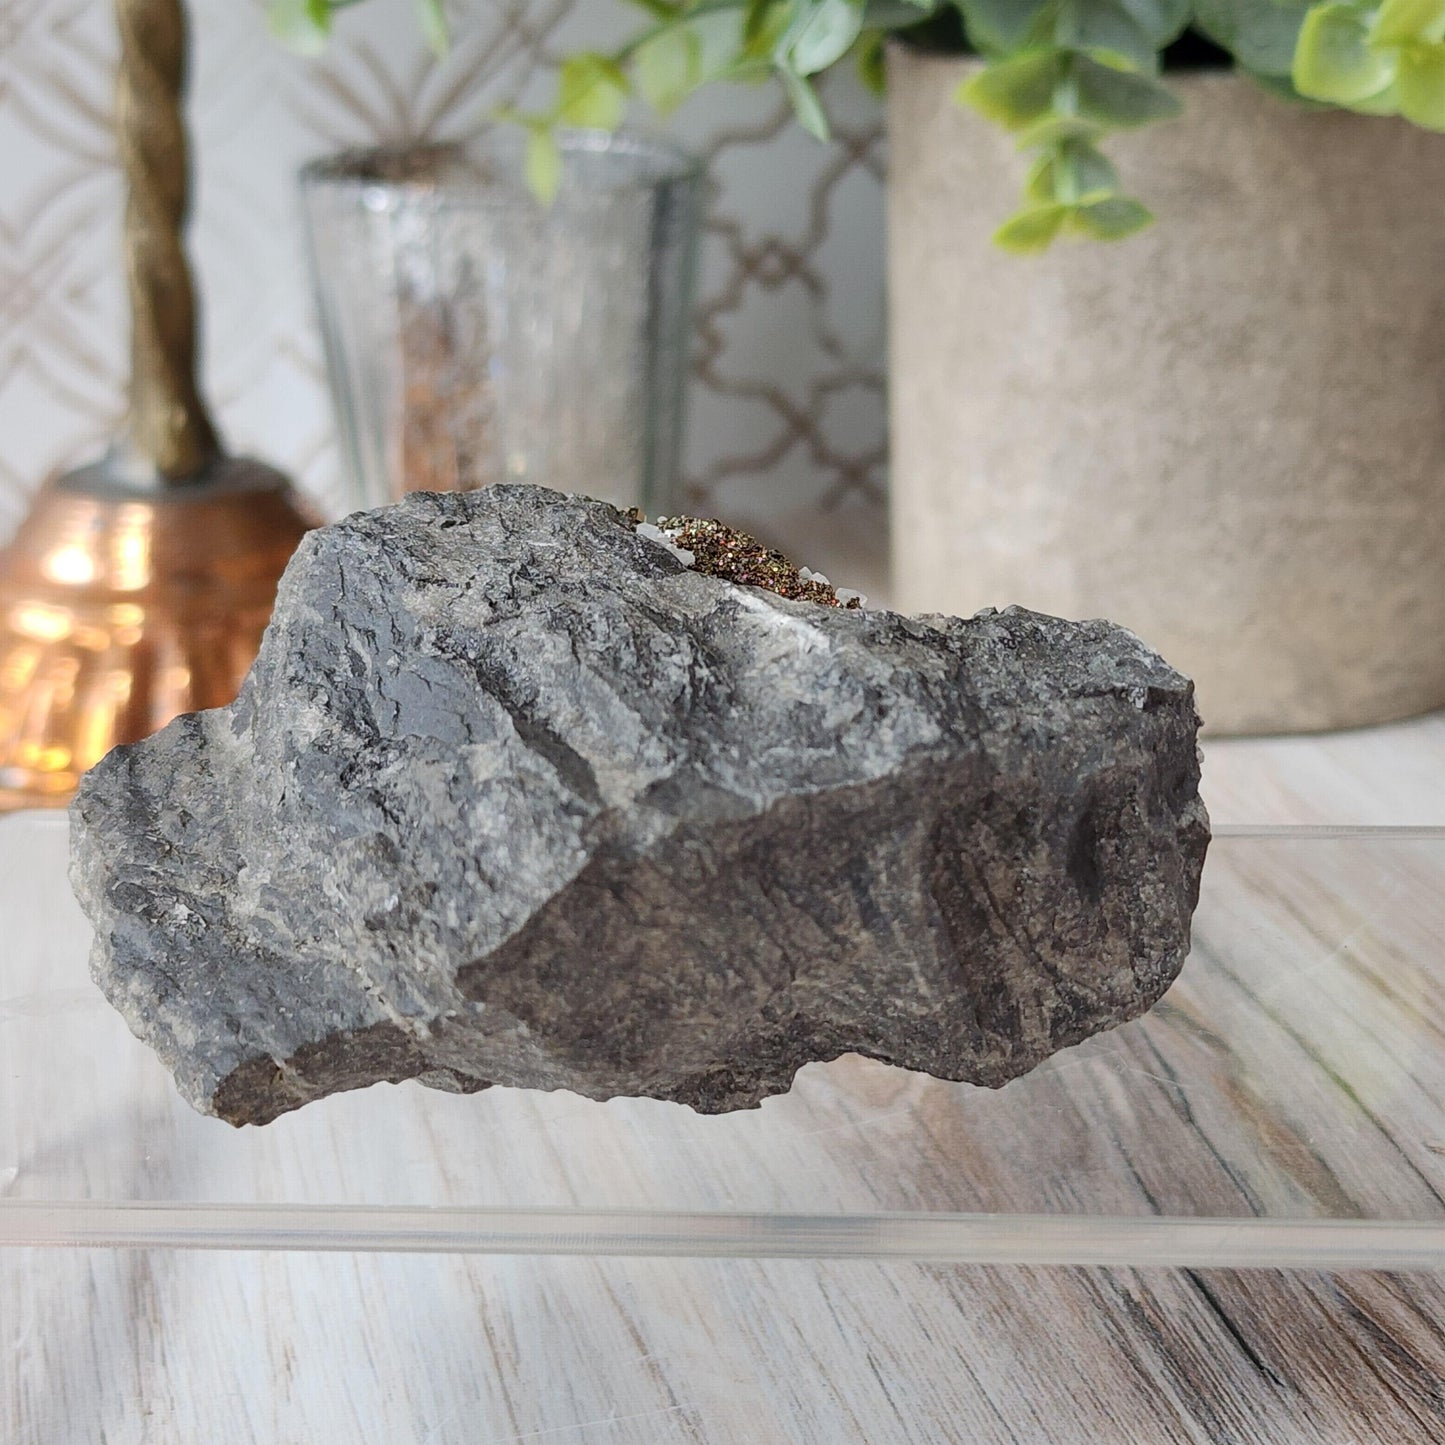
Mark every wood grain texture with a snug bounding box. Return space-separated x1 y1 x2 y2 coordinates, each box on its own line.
8 1253 1445 1442
7 716 1445 1444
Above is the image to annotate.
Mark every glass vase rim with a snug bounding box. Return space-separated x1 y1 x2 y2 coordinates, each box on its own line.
298 129 703 212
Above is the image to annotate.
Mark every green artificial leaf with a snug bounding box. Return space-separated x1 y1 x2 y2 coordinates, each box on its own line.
778 0 868 76
1074 54 1183 123
743 0 784 53
1372 0 1445 45
781 66 831 136
1023 154 1055 202
1293 4 1394 101
556 53 630 128
1397 42 1445 125
268 0 332 56
1025 138 1120 202
636 26 704 113
715 56 779 81
416 0 448 55
687 3 777 77
1070 0 1162 70
1065 138 1121 194
993 202 1071 252
861 0 939 25
1349 77 1401 110
1069 193 1154 237
525 127 563 203
958 49 1068 130
1194 0 1307 76
1248 68 1315 100
744 0 773 46
624 0 683 18
856 31 888 93
1015 112 1106 146
1115 0 1192 43
958 0 1053 53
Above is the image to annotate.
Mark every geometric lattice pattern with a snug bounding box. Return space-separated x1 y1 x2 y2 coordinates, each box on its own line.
0 0 885 531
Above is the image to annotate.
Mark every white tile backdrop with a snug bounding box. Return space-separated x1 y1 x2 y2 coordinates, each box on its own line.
0 0 886 531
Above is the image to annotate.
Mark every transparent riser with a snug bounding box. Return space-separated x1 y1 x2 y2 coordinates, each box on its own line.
4 815 1444 1266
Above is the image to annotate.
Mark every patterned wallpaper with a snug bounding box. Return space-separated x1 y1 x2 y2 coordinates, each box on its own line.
0 0 886 536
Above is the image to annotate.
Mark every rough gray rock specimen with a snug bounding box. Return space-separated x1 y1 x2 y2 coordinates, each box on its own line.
70 485 1209 1126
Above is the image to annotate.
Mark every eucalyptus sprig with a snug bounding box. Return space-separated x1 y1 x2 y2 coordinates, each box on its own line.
951 0 1189 250
499 0 1188 246
279 0 1445 250
1292 0 1445 123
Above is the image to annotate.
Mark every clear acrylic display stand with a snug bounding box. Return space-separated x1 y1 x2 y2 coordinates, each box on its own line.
4 814 1444 1267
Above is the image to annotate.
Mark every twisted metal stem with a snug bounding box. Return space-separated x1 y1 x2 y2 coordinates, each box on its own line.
114 0 218 480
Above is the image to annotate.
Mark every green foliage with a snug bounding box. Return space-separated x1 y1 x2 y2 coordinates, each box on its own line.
1295 4 1392 99
781 68 833 134
1191 0 1306 82
525 127 563 204
554 54 631 129
778 0 869 75
267 0 332 55
1291 0 1445 124
417 0 449 55
635 27 706 112
282 0 1445 249
268 0 449 56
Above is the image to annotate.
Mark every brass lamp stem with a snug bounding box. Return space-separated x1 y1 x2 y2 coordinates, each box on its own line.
114 0 218 480
0 0 314 810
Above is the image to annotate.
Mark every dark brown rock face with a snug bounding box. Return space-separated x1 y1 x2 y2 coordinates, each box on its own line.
70 485 1208 1126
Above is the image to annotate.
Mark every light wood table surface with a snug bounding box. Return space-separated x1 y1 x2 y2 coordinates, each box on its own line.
6 508 1445 1442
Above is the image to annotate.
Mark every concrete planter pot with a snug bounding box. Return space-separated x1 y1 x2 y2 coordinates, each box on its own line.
887 51 1445 734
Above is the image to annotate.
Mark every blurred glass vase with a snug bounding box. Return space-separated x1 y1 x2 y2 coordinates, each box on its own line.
300 131 700 514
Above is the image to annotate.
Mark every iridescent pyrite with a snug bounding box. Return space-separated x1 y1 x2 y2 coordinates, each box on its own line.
628 510 860 609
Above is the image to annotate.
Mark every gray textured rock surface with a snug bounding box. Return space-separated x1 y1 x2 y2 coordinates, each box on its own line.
70 485 1209 1126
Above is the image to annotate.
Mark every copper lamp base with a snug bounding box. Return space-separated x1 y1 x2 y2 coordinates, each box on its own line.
0 455 315 811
